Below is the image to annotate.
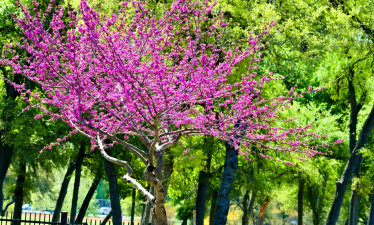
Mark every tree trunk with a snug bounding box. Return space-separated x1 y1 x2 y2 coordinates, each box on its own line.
0 145 14 217
326 103 374 225
298 178 304 225
52 160 76 222
162 151 174 201
100 210 112 225
195 150 212 225
12 162 26 225
214 142 239 225
245 191 257 225
75 174 101 224
348 77 361 225
256 199 271 225
71 145 85 223
348 160 363 225
242 190 249 225
209 188 218 225
367 186 374 225
141 186 154 225
104 159 122 225
131 188 136 225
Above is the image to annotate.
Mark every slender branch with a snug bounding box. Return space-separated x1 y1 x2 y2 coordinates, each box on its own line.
97 136 134 176
89 124 148 164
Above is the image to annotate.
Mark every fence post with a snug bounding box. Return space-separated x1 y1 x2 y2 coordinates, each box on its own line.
61 211 68 225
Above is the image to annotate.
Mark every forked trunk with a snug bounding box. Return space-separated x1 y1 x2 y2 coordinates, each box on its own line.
256 199 271 225
76 173 101 224
326 103 374 225
52 160 76 222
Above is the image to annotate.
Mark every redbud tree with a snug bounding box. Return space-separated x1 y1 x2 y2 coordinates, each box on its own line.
1 0 335 224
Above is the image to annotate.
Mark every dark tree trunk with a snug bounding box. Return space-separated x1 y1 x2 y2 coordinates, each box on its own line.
104 159 122 225
242 190 249 225
326 103 374 225
76 174 101 224
100 210 112 225
13 162 26 225
141 186 153 225
131 188 136 225
195 150 212 225
214 141 239 225
209 188 218 225
348 162 363 225
71 145 85 223
244 191 257 225
298 178 304 225
52 160 76 222
256 199 271 225
0 145 14 216
367 186 374 225
162 151 174 201
348 76 362 225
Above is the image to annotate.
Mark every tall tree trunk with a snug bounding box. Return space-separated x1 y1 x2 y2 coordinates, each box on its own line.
242 190 249 225
326 103 374 225
104 159 122 225
76 174 101 224
348 163 362 225
71 145 85 223
298 178 304 225
12 162 26 225
195 149 212 225
256 199 271 225
141 186 154 225
214 142 239 225
100 210 112 225
348 76 362 225
52 160 76 222
245 191 257 225
0 145 14 217
367 186 374 225
209 188 218 225
131 188 136 225
162 151 174 201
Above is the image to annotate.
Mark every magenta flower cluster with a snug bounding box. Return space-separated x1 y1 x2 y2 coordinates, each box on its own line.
1 0 337 164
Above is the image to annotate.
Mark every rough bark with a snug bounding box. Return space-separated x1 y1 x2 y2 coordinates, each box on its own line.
195 150 212 225
209 188 218 225
298 178 304 225
367 186 374 225
100 210 112 225
13 162 26 225
52 160 76 222
256 199 271 225
76 174 101 224
105 159 122 225
0 145 14 217
131 188 136 225
71 145 85 223
214 141 239 225
326 103 374 225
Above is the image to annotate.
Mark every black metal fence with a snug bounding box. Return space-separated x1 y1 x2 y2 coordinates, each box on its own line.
0 212 140 225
